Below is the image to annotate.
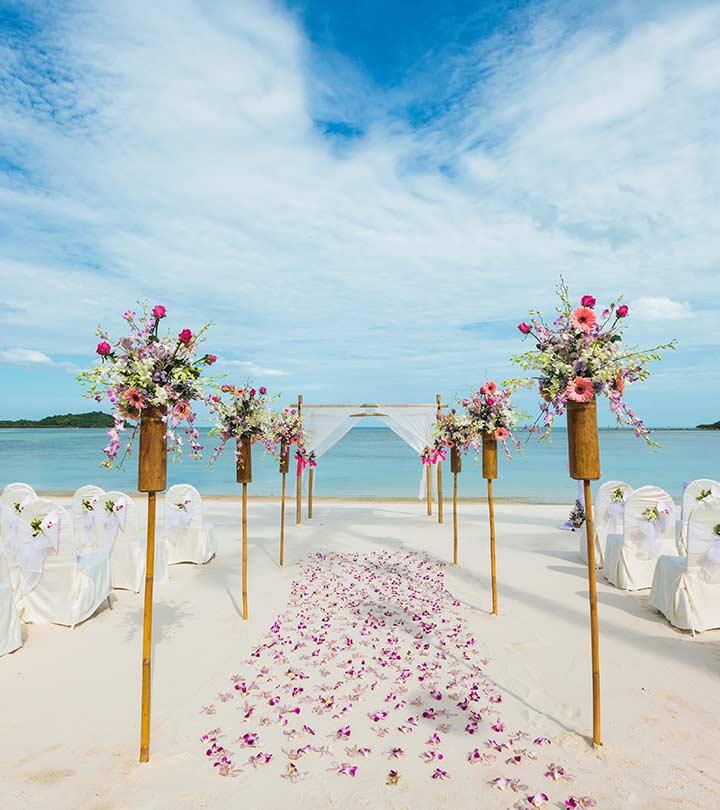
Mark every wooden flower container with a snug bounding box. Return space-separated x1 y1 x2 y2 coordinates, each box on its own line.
450 446 462 474
567 400 601 481
236 437 252 484
138 406 167 492
279 441 290 474
482 433 498 480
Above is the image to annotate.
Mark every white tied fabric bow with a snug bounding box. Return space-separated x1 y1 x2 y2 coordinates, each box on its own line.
15 510 60 594
686 520 720 584
634 501 673 560
606 501 625 533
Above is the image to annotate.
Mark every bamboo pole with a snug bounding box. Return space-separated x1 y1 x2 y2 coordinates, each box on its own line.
139 491 156 763
436 393 443 525
452 471 458 565
487 479 498 616
584 478 602 746
242 482 248 620
308 467 314 519
296 394 303 526
279 473 286 566
426 463 432 516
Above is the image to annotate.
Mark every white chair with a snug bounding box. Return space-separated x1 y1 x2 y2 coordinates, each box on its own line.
0 552 22 656
651 495 720 633
105 491 167 592
603 485 677 590
676 480 720 555
72 485 106 555
18 499 111 628
581 480 633 567
163 484 216 565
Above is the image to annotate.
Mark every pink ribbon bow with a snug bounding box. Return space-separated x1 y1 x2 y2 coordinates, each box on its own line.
295 452 308 477
431 448 447 464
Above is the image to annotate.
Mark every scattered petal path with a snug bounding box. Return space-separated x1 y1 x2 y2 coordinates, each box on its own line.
199 550 596 808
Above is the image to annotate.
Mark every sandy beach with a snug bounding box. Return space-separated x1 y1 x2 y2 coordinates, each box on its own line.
2 498 718 810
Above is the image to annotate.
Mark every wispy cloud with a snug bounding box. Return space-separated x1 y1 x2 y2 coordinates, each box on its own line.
221 360 290 377
630 296 693 321
0 0 718 423
0 347 53 366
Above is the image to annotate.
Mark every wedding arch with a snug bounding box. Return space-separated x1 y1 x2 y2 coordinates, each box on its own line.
289 395 448 523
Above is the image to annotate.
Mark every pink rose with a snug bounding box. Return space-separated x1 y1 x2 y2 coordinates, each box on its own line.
178 328 193 343
152 305 167 319
259 386 267 395
517 322 531 334
485 396 495 407
617 304 629 318
205 353 217 365
96 341 112 356
249 388 256 397
580 295 596 308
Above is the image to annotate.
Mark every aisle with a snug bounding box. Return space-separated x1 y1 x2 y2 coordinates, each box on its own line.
198 548 596 809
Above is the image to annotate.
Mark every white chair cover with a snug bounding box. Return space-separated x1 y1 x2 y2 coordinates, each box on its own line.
0 552 22 656
603 485 677 590
104 491 165 592
72 485 106 555
0 483 37 553
650 496 720 632
163 484 216 565
580 481 633 567
676 479 720 555
18 499 111 627
378 405 437 499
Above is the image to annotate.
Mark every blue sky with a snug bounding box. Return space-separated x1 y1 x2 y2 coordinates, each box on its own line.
0 0 718 426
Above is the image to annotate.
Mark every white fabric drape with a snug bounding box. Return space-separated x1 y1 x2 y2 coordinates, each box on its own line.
163 484 216 565
0 552 21 657
651 496 720 632
378 406 438 499
677 479 720 555
302 406 359 458
580 480 632 566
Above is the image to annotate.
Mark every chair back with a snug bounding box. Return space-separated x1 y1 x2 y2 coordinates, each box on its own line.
595 480 632 538
623 485 676 561
0 482 37 511
164 484 203 531
16 498 75 597
102 491 137 555
686 496 720 583
72 485 106 551
681 479 720 524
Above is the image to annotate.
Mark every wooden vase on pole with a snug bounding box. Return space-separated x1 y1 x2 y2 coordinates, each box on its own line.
279 441 289 566
236 437 252 621
567 398 602 747
482 432 499 616
450 446 461 565
296 394 303 526
138 405 167 764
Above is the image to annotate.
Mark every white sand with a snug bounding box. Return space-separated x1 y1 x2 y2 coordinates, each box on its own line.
2 498 718 809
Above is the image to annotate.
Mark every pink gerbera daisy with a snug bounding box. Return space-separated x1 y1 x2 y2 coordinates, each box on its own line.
484 380 498 394
174 400 192 421
495 427 509 441
124 387 145 409
565 377 594 403
570 307 597 332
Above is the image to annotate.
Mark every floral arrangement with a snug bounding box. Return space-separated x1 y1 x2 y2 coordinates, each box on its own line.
462 381 524 458
611 487 626 503
713 524 720 537
175 498 192 512
697 489 713 501
77 304 216 467
30 517 44 538
80 498 96 512
207 384 275 464
104 499 116 516
268 407 305 456
511 279 674 445
294 446 316 476
433 410 476 455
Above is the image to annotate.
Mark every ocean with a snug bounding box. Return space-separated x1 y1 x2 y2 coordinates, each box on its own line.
1 427 717 503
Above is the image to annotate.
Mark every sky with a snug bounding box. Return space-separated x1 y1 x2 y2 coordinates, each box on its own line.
0 0 718 426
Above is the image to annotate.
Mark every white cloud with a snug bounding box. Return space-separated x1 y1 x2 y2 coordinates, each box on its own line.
0 0 718 419
630 296 693 321
221 360 290 377
0 348 53 366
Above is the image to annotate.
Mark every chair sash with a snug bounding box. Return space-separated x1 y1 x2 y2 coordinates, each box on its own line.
628 500 674 560
687 521 720 584
14 511 60 594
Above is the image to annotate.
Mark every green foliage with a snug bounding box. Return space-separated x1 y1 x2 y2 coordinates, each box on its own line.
0 411 115 429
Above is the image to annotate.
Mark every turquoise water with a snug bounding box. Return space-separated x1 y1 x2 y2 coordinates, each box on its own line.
0 427 718 502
